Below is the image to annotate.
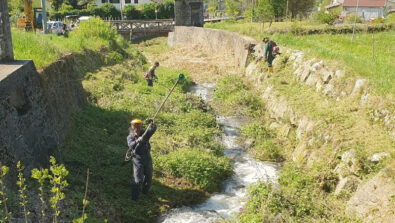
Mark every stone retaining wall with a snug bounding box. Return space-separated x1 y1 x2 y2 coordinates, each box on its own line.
168 26 256 69
0 51 104 177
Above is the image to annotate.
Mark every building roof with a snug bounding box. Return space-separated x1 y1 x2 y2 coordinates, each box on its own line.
325 2 342 9
343 0 386 7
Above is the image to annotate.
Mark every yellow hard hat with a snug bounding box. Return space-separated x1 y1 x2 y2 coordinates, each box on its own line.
130 119 142 124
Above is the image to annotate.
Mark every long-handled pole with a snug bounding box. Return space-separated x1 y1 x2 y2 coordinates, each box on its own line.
152 74 185 121
124 74 185 162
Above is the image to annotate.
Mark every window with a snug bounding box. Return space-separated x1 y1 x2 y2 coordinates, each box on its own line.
110 0 120 3
101 0 106 3
125 0 131 3
134 0 138 4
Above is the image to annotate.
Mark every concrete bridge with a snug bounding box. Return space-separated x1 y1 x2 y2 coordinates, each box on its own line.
105 17 231 40
105 19 174 40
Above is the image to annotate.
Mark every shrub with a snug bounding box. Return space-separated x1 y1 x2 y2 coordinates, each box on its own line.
345 13 363 24
137 3 156 19
123 5 141 20
154 149 233 192
386 13 395 23
156 0 174 19
316 11 336 25
72 18 118 43
91 3 121 19
372 17 385 24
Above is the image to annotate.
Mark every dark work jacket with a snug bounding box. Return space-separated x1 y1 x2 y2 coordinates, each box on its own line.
127 123 157 160
265 42 274 61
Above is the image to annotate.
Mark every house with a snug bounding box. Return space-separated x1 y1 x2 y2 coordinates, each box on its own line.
95 0 152 10
342 0 386 20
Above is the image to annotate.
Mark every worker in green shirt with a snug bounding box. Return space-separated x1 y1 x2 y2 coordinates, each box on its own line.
262 37 279 73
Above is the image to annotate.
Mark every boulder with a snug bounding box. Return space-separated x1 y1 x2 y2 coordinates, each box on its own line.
334 149 360 179
334 176 361 196
321 70 333 84
346 168 395 223
351 79 367 96
369 152 390 163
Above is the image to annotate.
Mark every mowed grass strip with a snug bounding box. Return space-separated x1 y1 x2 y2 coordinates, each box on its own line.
205 21 395 95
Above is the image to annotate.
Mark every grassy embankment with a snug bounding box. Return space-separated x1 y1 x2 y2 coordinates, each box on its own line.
12 18 128 69
205 21 395 96
62 60 232 222
204 21 394 222
8 21 233 222
138 37 355 222
212 75 357 222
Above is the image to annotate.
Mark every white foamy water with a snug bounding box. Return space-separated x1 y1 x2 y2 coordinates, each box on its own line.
158 84 279 223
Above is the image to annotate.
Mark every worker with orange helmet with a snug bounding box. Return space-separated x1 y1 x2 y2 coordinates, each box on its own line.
126 118 157 201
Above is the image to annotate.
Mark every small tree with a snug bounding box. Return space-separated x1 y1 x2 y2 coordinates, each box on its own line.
50 0 65 11
0 164 11 223
31 168 49 223
48 156 69 223
16 162 29 223
225 0 241 19
255 0 275 23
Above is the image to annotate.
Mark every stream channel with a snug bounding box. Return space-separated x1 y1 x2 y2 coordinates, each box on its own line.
159 83 280 222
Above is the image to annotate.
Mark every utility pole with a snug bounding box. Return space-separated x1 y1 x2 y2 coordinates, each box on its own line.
349 0 360 54
40 0 48 33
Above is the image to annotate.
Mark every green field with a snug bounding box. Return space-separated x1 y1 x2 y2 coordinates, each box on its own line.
205 21 395 95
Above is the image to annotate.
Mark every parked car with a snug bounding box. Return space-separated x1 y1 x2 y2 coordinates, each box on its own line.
47 21 63 35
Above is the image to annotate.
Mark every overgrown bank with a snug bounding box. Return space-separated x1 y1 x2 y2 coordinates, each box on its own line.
59 50 232 221
151 28 394 222
3 20 234 222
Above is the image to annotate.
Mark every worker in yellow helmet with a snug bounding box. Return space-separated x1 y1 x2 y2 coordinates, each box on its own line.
126 118 157 201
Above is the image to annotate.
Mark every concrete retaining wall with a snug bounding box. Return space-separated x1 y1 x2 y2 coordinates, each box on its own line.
168 26 256 69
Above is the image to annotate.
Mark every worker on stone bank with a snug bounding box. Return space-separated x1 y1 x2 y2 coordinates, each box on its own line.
262 37 276 73
144 61 159 87
127 119 157 201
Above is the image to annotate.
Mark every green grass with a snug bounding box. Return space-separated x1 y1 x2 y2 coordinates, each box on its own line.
61 55 232 222
239 163 358 223
212 75 264 118
205 21 395 95
12 18 126 68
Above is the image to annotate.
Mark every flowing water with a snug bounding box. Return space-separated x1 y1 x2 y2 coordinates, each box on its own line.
158 83 280 223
